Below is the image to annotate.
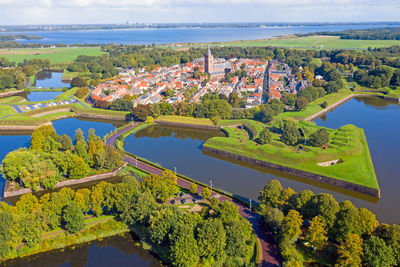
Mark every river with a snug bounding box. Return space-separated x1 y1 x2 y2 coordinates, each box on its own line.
124 96 400 224
1 24 393 45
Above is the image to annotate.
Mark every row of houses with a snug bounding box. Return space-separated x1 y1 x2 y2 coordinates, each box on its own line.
90 57 268 107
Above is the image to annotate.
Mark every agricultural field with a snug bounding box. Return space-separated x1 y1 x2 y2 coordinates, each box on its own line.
216 35 400 49
0 47 105 64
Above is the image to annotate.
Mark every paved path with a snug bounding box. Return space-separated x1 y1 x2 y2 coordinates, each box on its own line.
106 124 281 266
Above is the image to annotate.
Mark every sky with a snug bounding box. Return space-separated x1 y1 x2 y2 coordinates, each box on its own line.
1 0 400 25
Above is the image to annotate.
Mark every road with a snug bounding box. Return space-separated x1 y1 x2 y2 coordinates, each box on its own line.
106 123 281 266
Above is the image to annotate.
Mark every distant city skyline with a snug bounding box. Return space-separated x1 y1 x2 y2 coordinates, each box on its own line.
1 0 400 25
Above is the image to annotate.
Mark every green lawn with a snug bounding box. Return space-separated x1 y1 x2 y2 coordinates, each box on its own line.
216 36 400 49
204 121 378 190
0 47 105 64
156 115 214 126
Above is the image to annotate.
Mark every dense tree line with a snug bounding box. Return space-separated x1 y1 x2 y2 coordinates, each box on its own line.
0 126 123 190
0 174 254 266
0 58 53 91
354 66 400 88
259 180 400 266
301 27 400 40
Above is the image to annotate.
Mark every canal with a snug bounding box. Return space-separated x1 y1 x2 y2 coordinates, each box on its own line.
124 96 400 224
25 71 70 102
0 117 160 266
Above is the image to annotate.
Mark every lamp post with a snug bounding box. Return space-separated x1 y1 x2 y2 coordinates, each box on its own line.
210 180 213 193
174 167 177 176
249 199 252 211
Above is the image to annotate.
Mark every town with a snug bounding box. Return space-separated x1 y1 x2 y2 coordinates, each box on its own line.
91 48 307 108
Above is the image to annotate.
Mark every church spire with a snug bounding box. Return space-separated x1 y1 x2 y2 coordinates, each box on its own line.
208 45 211 56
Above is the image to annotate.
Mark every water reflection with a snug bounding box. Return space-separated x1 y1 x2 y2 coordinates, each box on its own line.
2 233 161 267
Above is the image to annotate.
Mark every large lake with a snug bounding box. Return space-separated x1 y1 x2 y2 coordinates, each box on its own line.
2 24 393 45
124 96 400 224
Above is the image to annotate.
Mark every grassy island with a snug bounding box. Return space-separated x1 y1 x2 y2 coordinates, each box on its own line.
204 119 378 192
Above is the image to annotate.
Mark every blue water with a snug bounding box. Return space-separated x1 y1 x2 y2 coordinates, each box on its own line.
26 91 62 102
1 24 394 45
34 72 69 88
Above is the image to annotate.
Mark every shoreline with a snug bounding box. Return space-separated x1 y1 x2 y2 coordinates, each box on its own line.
3 163 127 198
202 145 380 198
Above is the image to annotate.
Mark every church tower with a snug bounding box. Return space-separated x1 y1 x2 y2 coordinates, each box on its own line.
205 45 213 74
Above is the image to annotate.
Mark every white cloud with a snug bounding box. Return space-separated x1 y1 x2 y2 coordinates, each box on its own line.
0 0 399 24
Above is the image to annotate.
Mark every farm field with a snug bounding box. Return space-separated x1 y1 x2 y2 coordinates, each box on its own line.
215 35 400 49
0 47 105 64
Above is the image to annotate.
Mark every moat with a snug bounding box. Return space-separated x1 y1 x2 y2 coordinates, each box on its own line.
0 96 399 266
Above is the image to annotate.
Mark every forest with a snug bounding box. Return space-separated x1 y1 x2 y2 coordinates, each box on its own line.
259 180 400 266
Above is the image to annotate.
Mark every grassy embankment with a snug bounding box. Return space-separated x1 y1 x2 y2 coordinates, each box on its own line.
204 119 378 190
155 115 214 126
2 216 129 262
0 47 105 64
0 86 130 126
215 35 400 49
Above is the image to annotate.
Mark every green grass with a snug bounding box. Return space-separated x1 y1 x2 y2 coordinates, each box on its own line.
204 122 378 190
216 35 400 49
0 47 105 64
0 95 25 104
156 115 214 126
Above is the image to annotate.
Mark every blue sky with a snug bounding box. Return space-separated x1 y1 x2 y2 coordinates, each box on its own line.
1 0 400 24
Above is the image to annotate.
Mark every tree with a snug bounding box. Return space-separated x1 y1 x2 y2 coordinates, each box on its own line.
263 206 284 234
141 171 178 203
280 118 301 146
149 206 180 245
74 128 85 144
258 180 283 208
210 115 221 126
225 219 252 258
169 223 199 266
59 134 72 151
305 216 328 250
309 128 330 147
303 193 339 231
290 189 314 212
295 96 308 111
70 76 86 87
145 116 154 125
281 93 296 107
363 236 396 267
281 210 303 245
201 187 211 200
74 188 91 214
229 92 241 108
75 87 89 99
0 211 12 258
336 233 363 267
91 182 109 216
196 218 226 261
110 98 133 111
132 104 151 121
332 200 360 241
62 202 85 233
357 208 379 237
373 224 400 265
190 183 198 194
69 156 89 179
258 128 272 145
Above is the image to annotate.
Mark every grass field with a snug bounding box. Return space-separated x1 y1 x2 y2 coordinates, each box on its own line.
216 35 400 49
204 121 378 190
0 47 105 64
156 115 214 126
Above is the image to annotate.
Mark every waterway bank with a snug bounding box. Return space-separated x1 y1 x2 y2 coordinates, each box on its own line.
3 163 127 198
202 145 380 197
